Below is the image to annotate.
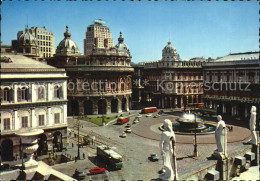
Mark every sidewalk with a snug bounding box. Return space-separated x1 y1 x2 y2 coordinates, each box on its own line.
231 165 259 180
67 110 141 119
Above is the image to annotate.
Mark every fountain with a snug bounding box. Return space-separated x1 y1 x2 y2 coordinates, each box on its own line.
161 111 216 135
16 128 44 169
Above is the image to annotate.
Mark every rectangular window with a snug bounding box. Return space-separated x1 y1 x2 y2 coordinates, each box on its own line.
39 115 44 126
22 116 28 128
54 113 60 124
4 118 10 130
38 87 44 100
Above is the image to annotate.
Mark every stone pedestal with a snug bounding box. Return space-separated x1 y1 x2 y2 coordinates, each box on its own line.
16 128 44 169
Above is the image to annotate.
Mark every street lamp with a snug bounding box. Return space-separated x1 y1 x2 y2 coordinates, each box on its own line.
73 113 83 160
193 112 198 157
101 91 105 126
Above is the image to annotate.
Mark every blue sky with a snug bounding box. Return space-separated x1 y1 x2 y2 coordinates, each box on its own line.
2 1 258 62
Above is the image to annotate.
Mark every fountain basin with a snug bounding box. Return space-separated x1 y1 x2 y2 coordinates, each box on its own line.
160 112 216 135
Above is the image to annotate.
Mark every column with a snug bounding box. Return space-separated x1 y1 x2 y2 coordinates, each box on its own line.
78 100 84 115
245 106 248 118
47 83 52 101
47 106 51 125
162 96 165 109
63 81 67 100
222 103 225 114
126 97 129 112
231 105 234 116
31 84 36 102
13 110 18 130
31 108 35 128
93 100 98 115
118 98 122 113
63 104 67 124
234 104 237 116
107 98 112 114
14 84 17 103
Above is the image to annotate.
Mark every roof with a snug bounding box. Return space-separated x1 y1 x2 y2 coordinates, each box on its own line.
97 145 122 159
1 53 58 69
216 52 259 62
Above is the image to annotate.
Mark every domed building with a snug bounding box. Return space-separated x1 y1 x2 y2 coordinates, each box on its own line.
115 32 131 56
11 26 40 60
47 26 134 116
162 41 180 61
56 26 81 56
132 41 204 109
47 26 82 67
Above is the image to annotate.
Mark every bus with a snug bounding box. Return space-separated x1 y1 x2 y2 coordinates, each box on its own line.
117 116 130 125
141 107 158 114
97 145 123 170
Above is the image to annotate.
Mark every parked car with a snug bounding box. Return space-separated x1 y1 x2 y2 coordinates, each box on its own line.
153 114 160 118
133 119 139 124
149 153 159 162
125 123 131 128
125 128 132 133
146 114 152 117
89 166 106 174
121 132 127 138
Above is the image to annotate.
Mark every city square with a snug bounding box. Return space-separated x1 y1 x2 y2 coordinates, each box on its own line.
1 1 259 180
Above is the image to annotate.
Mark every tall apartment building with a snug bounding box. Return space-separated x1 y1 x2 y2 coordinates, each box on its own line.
84 19 114 55
30 26 55 58
13 26 55 59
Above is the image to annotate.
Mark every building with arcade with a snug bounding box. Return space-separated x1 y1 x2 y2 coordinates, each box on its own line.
0 53 67 162
47 25 134 116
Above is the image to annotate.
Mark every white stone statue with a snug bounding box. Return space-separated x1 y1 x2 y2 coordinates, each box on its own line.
248 106 257 145
214 115 227 155
159 119 177 181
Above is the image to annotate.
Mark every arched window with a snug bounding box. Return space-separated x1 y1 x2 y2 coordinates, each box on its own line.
17 87 30 102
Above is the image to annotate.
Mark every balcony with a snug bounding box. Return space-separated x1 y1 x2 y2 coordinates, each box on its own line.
68 90 132 97
204 95 260 103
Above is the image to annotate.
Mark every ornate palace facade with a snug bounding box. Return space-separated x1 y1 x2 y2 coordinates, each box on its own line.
132 42 205 109
0 53 67 162
48 26 133 116
203 52 260 120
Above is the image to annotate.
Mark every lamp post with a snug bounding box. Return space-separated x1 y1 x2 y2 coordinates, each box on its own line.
74 113 83 160
101 91 105 126
193 113 198 157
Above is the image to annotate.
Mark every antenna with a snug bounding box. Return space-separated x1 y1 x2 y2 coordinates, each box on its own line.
26 15 28 28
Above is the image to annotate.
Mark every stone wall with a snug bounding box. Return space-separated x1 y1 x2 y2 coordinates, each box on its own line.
180 144 259 180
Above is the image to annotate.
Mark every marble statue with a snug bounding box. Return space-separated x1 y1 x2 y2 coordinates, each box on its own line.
159 119 177 180
214 115 227 155
248 106 257 145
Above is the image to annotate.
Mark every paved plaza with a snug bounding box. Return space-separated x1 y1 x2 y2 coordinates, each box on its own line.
54 109 257 180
